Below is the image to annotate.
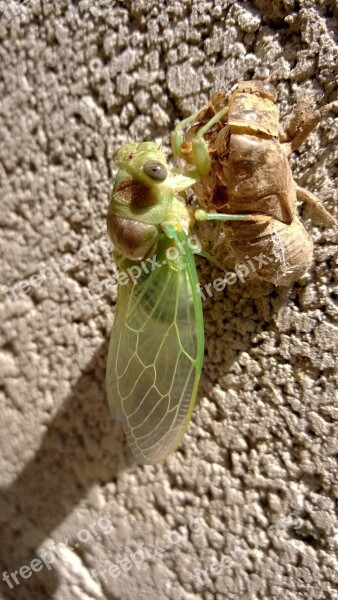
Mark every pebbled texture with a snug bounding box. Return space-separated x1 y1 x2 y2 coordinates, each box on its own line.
0 1 337 599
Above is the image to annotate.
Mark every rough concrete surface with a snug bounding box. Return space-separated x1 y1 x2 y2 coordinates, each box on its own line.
0 0 337 599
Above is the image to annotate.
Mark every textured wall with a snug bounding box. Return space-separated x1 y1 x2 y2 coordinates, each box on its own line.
0 1 337 599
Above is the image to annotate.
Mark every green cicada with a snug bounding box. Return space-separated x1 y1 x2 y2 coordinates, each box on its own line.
106 142 205 464
106 140 260 464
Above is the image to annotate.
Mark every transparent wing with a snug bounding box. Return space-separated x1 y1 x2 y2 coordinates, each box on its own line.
106 235 204 464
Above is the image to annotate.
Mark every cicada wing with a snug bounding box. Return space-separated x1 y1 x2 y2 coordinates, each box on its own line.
106 239 204 464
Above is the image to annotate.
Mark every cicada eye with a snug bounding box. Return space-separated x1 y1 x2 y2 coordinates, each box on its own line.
143 160 167 181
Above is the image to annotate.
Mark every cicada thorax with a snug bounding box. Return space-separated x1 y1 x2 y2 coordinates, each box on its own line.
107 173 159 261
108 214 158 262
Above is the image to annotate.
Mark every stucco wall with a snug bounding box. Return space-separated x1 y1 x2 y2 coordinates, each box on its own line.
0 1 337 599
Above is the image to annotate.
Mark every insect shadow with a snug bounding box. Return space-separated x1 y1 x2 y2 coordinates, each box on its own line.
0 339 128 600
0 277 294 600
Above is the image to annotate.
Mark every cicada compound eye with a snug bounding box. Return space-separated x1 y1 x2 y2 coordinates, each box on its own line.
143 160 167 181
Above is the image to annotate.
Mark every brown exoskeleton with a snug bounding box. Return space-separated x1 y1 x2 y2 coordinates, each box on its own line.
171 81 337 285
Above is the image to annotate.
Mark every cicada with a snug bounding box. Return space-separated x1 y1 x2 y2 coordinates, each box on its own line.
106 142 205 464
106 142 259 464
171 81 337 286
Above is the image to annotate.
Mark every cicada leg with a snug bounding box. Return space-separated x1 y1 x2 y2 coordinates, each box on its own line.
195 209 269 224
171 106 229 179
283 100 338 154
190 106 229 177
194 247 224 269
296 186 338 227
171 109 203 161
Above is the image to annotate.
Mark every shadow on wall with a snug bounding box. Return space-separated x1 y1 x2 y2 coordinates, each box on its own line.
0 340 128 600
0 279 289 599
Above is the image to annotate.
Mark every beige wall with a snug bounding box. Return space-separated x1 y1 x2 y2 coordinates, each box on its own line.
0 1 337 598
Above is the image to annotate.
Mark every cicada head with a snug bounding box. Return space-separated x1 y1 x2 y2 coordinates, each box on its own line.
114 142 169 186
235 80 278 102
114 141 194 195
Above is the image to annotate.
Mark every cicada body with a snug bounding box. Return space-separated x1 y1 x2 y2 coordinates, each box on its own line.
172 81 337 286
106 142 204 464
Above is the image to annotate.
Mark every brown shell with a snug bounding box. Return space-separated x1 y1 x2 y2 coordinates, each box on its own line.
228 91 280 138
180 81 315 285
222 217 313 286
226 134 296 222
